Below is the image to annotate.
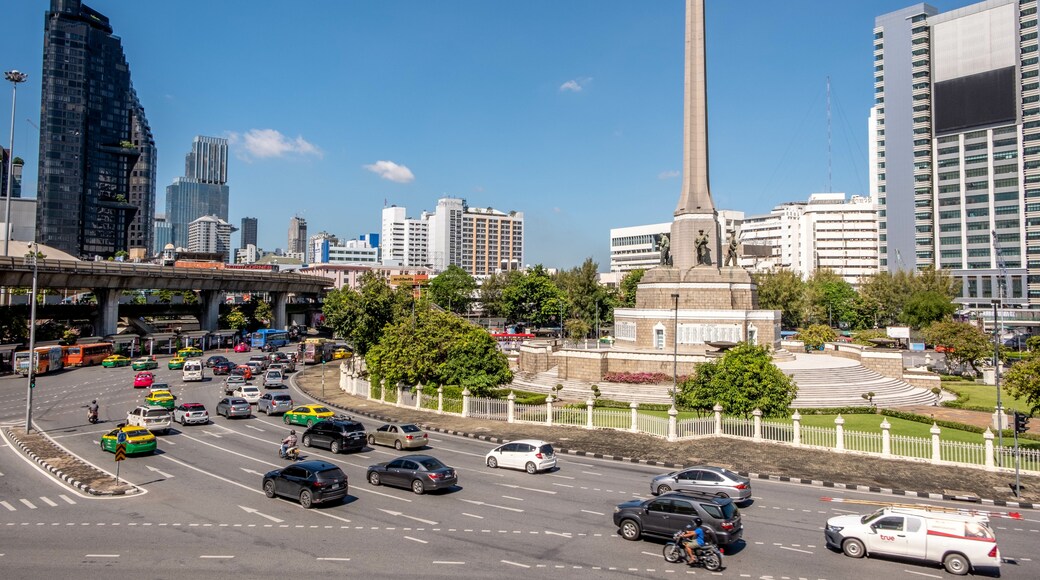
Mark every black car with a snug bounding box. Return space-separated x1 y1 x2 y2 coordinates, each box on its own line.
301 419 367 454
262 460 348 509
212 360 235 375
612 491 743 545
367 455 458 495
206 355 229 368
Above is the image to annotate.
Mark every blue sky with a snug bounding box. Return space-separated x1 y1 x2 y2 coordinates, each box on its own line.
2 0 968 269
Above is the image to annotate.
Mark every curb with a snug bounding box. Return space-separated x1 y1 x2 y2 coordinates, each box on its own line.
293 380 1037 512
2 427 135 497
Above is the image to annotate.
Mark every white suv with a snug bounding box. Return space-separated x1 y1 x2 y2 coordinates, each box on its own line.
126 405 173 435
485 439 557 474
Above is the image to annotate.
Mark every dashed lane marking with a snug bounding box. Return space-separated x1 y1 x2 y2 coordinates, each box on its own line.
461 513 483 519
39 497 58 507
502 560 530 568
903 570 942 578
433 561 465 565
581 509 605 516
85 554 119 558
59 495 76 505
0 501 15 512
199 555 234 559
404 536 427 544
18 499 36 510
502 496 523 501
779 546 813 554
316 557 351 561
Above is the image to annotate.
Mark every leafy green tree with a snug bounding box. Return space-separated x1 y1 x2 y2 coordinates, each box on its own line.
476 270 520 319
501 266 568 328
901 290 957 329
1002 355 1040 415
426 265 477 314
856 271 905 328
254 301 273 326
0 310 28 343
565 318 591 342
677 343 797 418
221 307 249 331
555 258 612 338
180 290 199 305
800 324 837 350
753 269 805 329
803 269 859 328
155 289 174 304
322 273 398 356
1027 335 1040 353
618 269 645 308
922 320 994 375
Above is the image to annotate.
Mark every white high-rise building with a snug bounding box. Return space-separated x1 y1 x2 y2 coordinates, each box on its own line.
187 214 236 262
381 205 429 267
236 243 263 264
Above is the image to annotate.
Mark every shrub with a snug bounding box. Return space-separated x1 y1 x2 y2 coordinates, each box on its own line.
603 372 671 384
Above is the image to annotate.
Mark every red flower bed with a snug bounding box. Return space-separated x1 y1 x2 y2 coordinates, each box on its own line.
603 372 671 384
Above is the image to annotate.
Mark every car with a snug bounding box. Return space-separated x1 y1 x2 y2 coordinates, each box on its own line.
257 393 294 415
223 374 248 395
485 439 556 473
205 355 229 368
131 357 158 371
100 425 157 455
233 385 262 404
248 355 270 371
262 369 285 389
283 404 335 428
234 342 251 353
262 460 348 509
133 372 155 388
212 360 235 375
125 405 173 434
267 352 295 372
650 465 752 500
173 402 210 425
301 419 366 454
332 347 352 360
168 356 186 370
244 361 264 376
231 364 253 380
613 490 744 546
101 354 131 368
177 347 204 359
144 389 176 410
935 344 954 353
148 383 171 393
215 397 252 419
367 455 457 495
368 423 428 450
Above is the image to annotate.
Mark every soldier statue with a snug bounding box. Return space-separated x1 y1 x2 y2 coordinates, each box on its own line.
695 229 711 266
724 231 739 267
658 233 672 266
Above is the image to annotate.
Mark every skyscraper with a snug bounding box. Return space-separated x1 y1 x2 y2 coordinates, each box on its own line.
288 216 307 256
1 148 23 199
240 217 258 250
36 0 155 258
187 214 236 262
127 90 157 253
165 136 229 248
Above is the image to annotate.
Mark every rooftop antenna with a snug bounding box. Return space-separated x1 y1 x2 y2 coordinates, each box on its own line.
827 75 832 193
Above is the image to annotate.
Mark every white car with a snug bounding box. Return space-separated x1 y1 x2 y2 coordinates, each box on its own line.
485 439 557 474
126 405 173 435
233 385 262 404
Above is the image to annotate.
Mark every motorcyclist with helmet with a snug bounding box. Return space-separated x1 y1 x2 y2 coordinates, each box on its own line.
280 429 298 459
87 399 99 423
678 518 707 565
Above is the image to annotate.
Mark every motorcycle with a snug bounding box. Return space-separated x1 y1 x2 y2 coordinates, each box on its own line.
279 446 300 461
662 532 722 571
87 408 99 424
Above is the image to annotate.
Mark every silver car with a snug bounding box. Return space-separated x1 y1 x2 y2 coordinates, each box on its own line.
262 370 285 389
650 465 752 500
216 397 252 419
224 374 248 395
257 392 293 415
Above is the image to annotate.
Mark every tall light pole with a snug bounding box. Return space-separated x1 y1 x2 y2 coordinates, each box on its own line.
993 299 1004 463
4 70 28 258
672 293 680 408
25 242 39 433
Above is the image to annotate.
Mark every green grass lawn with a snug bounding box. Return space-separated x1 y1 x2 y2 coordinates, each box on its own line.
941 380 1032 413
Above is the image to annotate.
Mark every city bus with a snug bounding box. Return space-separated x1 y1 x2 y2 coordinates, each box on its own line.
301 337 334 364
63 342 115 367
251 329 290 351
14 346 65 376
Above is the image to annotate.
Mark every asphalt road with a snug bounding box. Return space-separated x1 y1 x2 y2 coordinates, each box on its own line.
1 353 1038 579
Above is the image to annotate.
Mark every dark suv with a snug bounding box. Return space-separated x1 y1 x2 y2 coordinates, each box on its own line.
613 490 743 545
262 460 347 509
301 418 367 454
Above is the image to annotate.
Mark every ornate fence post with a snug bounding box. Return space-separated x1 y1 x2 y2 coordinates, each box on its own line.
792 411 802 447
984 428 995 471
713 403 724 436
379 379 387 404
834 415 846 452
880 418 892 457
462 389 471 418
545 396 554 427
630 401 639 433
396 383 404 408
339 363 348 393
436 386 444 414
667 406 678 442
586 399 595 430
930 423 942 464
414 384 423 411
507 392 516 424
752 408 763 441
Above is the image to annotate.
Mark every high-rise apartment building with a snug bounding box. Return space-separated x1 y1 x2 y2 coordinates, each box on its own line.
153 215 171 254
36 0 155 258
240 217 258 250
187 214 235 262
165 136 230 249
127 91 157 253
424 197 524 275
874 0 1032 307
381 206 428 267
288 216 308 256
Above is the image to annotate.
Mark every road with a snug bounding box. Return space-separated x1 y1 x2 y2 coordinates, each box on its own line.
0 353 1037 579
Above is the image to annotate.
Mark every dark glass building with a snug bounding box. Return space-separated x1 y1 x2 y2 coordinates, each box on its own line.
240 216 258 250
36 0 155 258
165 136 229 249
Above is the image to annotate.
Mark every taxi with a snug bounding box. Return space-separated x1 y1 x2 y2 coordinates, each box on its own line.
232 364 253 380
332 348 352 360
100 425 157 455
168 356 186 370
101 354 131 368
133 372 155 388
178 347 204 359
283 404 335 428
131 357 158 371
145 389 176 409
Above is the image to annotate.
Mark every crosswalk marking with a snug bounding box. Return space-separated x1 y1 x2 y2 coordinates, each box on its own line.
59 495 76 505
39 497 58 507
0 501 14 512
19 499 37 509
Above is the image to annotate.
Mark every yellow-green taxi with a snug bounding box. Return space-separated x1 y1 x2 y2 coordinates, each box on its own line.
282 404 335 428
101 354 131 368
178 347 204 359
100 425 157 455
131 357 158 371
168 356 186 370
144 389 176 410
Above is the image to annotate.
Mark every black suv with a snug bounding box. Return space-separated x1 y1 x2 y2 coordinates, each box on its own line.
301 418 367 454
262 460 347 509
613 490 743 545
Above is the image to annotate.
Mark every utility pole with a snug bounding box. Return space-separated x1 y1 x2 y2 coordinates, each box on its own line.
992 230 1010 464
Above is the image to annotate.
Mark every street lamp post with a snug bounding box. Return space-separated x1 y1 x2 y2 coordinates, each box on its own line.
993 300 1004 463
672 293 680 408
3 70 28 258
24 242 39 433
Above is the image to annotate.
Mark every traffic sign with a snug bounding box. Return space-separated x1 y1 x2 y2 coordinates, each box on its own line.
114 444 126 462
116 431 127 445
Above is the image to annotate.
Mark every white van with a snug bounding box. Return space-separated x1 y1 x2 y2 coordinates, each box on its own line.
825 507 1001 575
182 359 205 382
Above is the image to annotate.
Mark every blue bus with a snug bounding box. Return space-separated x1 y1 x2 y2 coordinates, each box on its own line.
251 329 290 351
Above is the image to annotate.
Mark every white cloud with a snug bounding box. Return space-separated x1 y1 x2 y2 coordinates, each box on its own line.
658 170 680 180
363 160 415 184
559 77 592 92
227 129 323 160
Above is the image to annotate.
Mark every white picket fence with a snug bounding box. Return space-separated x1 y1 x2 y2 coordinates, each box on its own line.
337 374 1039 475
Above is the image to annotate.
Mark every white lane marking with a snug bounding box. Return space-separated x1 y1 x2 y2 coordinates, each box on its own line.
146 466 174 479
502 495 524 501
462 513 484 519
548 473 575 480
312 510 352 524
59 495 76 505
0 501 15 511
240 468 265 476
352 486 412 502
502 560 530 568
245 425 265 432
641 551 659 557
39 497 58 507
404 536 427 544
552 483 575 488
239 505 284 523
199 555 234 559
316 557 351 561
903 571 942 579
378 508 437 525
831 508 857 514
432 561 465 565
545 531 573 538
779 546 813 554
459 498 523 513
581 471 603 476
158 456 263 495
568 461 595 467
497 483 557 495
175 432 279 466
581 509 605 516
19 499 36 509
85 554 120 558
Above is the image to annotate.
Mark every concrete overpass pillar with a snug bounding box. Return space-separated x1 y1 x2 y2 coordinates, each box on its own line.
96 288 121 337
273 292 288 330
200 290 221 332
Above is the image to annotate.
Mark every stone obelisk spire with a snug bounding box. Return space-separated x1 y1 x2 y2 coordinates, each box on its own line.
670 0 720 271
